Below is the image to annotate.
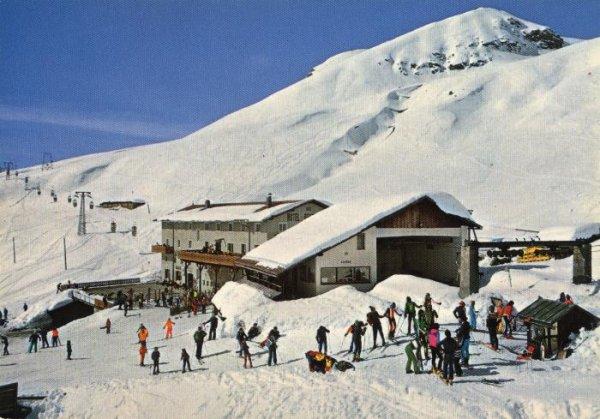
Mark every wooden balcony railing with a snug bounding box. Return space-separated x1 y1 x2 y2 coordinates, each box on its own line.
151 244 174 254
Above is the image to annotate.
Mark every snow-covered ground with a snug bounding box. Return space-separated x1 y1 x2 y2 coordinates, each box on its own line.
2 258 598 418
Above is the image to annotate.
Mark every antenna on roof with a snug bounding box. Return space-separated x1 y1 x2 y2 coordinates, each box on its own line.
266 193 273 207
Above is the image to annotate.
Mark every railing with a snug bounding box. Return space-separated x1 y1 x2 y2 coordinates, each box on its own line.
59 277 141 292
151 244 174 254
177 250 241 267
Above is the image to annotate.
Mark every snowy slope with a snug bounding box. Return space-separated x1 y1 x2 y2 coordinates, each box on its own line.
1 7 599 324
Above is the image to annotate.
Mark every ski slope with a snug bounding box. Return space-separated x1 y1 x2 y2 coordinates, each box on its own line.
1 259 598 418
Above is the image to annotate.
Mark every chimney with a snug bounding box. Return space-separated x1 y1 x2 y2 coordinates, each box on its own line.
205 199 211 208
266 193 273 207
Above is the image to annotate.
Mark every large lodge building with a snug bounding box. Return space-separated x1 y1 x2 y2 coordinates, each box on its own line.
152 192 482 298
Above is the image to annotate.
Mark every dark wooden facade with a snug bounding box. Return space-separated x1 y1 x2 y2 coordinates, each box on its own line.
376 197 479 229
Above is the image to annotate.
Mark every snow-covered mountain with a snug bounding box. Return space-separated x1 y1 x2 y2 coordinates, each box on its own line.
1 8 599 308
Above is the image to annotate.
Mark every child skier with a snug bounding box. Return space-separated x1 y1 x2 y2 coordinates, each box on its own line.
66 340 72 360
137 324 149 344
151 347 160 375
181 348 191 373
236 326 248 358
51 328 60 347
105 318 111 334
486 306 500 350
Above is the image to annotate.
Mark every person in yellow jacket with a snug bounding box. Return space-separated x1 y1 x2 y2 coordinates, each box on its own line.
137 324 149 343
163 318 175 339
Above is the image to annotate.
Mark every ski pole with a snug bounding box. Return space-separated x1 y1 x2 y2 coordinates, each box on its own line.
399 316 406 334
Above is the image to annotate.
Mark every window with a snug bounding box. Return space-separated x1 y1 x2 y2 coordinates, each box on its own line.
206 223 213 231
357 233 365 250
216 223 221 231
241 244 246 255
164 269 170 280
304 212 312 220
188 241 192 248
228 223 233 231
177 239 180 247
320 266 371 285
255 223 261 232
196 230 200 240
166 239 170 245
215 240 221 252
278 222 287 232
287 212 300 222
227 243 234 253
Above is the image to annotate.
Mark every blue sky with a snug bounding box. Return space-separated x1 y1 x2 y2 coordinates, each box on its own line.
1 1 599 168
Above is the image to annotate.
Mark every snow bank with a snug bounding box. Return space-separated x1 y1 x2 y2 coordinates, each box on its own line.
568 328 600 373
8 291 74 330
538 223 600 241
243 192 475 270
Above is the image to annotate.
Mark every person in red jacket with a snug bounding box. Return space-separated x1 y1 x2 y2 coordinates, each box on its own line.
163 318 175 339
502 301 514 338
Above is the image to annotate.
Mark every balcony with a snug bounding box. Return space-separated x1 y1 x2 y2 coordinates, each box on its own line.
151 244 174 254
177 250 241 268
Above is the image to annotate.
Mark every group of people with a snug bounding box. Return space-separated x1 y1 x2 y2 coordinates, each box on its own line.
485 300 517 350
235 322 280 369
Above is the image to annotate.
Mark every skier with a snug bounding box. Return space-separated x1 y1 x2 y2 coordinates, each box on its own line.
316 325 330 354
124 302 128 317
427 323 442 373
236 326 248 357
405 338 421 374
423 293 441 308
558 292 566 303
137 324 149 344
163 318 175 339
1 335 9 355
105 318 111 334
424 305 438 331
56 283 61 293
267 333 278 366
366 306 386 348
139 341 148 366
23 302 28 312
468 301 477 331
416 309 430 361
351 320 367 362
565 295 574 305
181 348 191 373
247 323 261 340
66 340 72 360
452 301 466 321
3 307 7 320
41 329 50 349
486 306 500 350
193 326 207 363
344 322 356 354
151 347 160 375
385 303 402 339
117 290 124 310
28 331 40 353
404 297 420 335
204 313 219 341
456 317 470 366
241 337 252 368
51 328 60 347
440 330 458 385
502 301 514 338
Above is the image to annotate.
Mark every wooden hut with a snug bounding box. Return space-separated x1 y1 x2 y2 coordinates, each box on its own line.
518 297 599 357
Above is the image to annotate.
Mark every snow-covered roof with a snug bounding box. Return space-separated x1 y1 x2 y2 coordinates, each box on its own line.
538 223 600 241
242 192 478 272
98 198 146 204
159 199 328 223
